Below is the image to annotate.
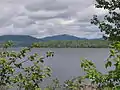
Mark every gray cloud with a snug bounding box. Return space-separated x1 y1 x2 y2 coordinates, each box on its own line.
25 0 68 11
0 0 105 39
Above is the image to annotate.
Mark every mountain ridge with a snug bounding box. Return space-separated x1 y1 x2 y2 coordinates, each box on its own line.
0 35 39 42
41 34 88 41
0 34 102 42
0 35 104 47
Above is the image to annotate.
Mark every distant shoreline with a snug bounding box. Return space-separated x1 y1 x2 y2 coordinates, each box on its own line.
0 35 110 48
1 40 110 48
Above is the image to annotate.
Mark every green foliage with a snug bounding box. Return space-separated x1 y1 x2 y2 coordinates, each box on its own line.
44 77 84 90
81 42 120 89
0 41 54 90
63 76 84 90
91 0 120 41
38 40 110 48
80 0 120 89
0 40 110 48
81 59 104 86
45 78 62 90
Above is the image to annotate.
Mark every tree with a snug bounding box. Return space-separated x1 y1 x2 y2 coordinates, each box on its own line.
81 0 120 89
0 41 54 90
91 0 120 41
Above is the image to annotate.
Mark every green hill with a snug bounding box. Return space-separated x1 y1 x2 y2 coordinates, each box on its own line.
0 35 109 48
0 35 40 47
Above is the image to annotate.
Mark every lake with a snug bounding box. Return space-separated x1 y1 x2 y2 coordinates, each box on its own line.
9 48 110 89
31 48 109 82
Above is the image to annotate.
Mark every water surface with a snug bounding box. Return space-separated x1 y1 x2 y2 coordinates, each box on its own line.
31 48 109 82
9 48 110 89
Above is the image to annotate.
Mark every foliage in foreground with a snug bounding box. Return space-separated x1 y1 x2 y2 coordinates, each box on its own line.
91 0 120 41
44 77 85 90
81 42 120 90
0 41 54 90
80 0 120 89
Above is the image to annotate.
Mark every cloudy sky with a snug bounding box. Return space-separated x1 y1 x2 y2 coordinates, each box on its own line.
0 0 106 39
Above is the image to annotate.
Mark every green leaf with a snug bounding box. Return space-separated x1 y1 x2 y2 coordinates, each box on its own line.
105 61 112 68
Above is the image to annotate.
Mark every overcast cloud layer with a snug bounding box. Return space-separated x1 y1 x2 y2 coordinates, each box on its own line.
0 0 106 39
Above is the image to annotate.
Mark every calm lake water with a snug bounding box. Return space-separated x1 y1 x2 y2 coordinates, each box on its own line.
39 48 110 82
9 48 110 89
15 48 109 81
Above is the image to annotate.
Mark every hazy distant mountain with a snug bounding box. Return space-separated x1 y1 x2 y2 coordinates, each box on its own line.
0 35 39 42
0 34 103 47
0 35 40 47
41 34 87 41
0 35 103 42
0 34 87 42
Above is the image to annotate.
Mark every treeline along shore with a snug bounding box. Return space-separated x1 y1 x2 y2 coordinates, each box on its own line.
38 40 110 48
0 35 110 48
0 40 110 48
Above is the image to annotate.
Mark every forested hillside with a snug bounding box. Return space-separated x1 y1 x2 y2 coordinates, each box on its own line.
0 35 109 48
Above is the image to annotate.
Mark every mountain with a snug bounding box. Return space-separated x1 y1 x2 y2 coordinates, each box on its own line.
0 34 87 42
41 34 87 41
0 34 103 47
0 35 40 47
0 35 39 42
